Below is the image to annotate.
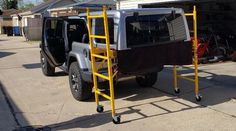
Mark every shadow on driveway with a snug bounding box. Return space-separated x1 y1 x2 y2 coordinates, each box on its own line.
0 51 16 58
45 66 236 130
48 97 202 130
22 63 67 76
1 64 236 130
22 63 41 69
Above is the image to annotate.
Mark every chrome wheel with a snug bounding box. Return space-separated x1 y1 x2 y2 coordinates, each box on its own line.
41 57 45 69
71 73 79 92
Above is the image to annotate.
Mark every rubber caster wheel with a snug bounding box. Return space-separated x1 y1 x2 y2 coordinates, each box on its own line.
174 88 180 94
96 105 104 113
112 115 121 124
196 95 202 102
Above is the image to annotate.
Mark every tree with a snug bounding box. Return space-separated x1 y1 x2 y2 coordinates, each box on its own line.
8 0 17 9
0 1 3 9
0 0 18 9
0 0 7 9
20 3 34 10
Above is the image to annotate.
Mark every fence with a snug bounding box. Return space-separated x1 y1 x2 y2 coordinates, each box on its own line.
23 18 42 41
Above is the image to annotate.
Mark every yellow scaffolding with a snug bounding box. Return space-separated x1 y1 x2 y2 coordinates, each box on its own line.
173 5 202 101
86 6 201 124
87 7 120 124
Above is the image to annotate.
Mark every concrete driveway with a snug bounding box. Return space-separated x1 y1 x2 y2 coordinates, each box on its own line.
0 35 236 131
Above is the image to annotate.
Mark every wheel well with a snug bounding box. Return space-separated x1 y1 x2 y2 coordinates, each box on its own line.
68 57 77 68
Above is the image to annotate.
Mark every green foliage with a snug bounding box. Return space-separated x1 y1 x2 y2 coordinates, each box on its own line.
0 0 18 9
20 3 34 10
8 0 17 9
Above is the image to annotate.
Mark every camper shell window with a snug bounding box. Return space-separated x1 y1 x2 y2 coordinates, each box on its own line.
94 18 115 44
126 13 187 48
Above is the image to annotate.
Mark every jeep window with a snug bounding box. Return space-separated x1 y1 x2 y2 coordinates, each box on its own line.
45 19 63 38
94 18 114 44
126 14 187 48
66 19 88 45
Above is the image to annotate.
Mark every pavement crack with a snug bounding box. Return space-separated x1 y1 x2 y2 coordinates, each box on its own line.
55 98 67 123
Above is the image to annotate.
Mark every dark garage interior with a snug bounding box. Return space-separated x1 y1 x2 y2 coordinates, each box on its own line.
141 0 236 61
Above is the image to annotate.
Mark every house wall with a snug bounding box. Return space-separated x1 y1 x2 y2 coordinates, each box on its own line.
117 0 178 9
118 0 236 35
22 15 36 27
0 18 12 26
0 18 13 34
50 8 101 17
50 9 79 17
12 16 21 27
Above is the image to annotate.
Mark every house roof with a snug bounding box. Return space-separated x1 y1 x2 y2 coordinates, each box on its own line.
48 0 116 11
68 0 115 8
19 0 78 16
0 9 22 18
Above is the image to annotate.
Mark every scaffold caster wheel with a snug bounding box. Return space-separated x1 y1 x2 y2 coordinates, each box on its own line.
174 88 180 94
96 105 104 113
112 115 121 124
196 95 202 102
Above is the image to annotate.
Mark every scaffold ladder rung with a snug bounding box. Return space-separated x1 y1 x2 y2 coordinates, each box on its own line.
93 72 109 80
87 15 104 19
92 54 108 60
90 35 107 39
95 90 111 100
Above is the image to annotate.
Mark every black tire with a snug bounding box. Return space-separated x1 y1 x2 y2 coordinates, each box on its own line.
136 73 158 87
69 62 92 101
40 53 55 76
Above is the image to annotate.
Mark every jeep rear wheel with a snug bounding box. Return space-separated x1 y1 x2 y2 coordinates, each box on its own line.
40 53 55 76
69 62 92 101
136 73 158 87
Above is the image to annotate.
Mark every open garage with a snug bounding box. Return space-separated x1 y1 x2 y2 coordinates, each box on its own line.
117 0 236 61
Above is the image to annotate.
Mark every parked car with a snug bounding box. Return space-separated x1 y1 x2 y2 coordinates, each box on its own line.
40 8 191 101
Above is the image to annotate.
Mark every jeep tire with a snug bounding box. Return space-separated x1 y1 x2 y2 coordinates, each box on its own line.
40 53 55 76
136 73 158 87
69 62 92 101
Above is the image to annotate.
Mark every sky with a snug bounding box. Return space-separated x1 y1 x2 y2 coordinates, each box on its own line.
23 0 43 4
0 0 43 9
17 0 44 8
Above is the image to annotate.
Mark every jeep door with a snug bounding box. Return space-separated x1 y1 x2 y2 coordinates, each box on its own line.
41 17 66 67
